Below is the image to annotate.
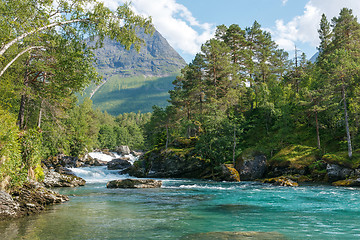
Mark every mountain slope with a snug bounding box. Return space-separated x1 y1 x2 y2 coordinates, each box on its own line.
80 29 186 115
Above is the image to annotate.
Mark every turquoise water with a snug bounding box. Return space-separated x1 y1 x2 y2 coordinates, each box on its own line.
1 167 360 239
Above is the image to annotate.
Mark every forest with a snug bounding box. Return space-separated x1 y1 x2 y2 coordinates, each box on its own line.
1 0 360 191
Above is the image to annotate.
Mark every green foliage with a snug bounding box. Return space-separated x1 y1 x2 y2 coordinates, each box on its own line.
322 150 360 169
0 108 22 190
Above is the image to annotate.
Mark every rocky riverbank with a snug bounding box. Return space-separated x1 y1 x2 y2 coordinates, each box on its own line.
0 181 68 220
124 144 360 187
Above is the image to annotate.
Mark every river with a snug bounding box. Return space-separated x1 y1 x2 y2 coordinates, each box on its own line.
1 165 360 239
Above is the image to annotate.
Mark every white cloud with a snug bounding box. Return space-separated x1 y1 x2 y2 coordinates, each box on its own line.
102 0 215 57
282 0 288 6
272 0 360 52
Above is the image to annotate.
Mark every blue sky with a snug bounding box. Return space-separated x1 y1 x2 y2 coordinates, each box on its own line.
108 0 360 63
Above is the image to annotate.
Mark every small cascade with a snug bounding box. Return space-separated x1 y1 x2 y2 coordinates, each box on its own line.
69 166 130 183
70 151 140 183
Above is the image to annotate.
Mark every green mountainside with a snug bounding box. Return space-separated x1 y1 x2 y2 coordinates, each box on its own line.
80 29 186 115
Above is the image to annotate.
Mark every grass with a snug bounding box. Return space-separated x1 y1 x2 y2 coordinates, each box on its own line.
322 150 360 168
268 145 320 169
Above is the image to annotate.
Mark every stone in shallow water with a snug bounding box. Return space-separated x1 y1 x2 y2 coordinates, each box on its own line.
180 231 287 240
106 179 162 188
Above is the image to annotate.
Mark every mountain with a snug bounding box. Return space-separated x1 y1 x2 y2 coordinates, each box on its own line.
310 51 319 63
80 29 187 115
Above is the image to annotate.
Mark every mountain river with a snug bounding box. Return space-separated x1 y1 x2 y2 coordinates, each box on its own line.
1 154 360 239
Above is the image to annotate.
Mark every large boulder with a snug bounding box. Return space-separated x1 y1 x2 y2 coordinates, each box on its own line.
107 158 132 170
326 163 354 182
106 179 162 188
219 164 240 182
130 149 213 179
116 145 131 155
236 153 266 180
0 191 20 219
43 170 86 188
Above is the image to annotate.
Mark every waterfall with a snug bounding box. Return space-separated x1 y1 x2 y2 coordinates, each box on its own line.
69 166 130 183
69 151 139 183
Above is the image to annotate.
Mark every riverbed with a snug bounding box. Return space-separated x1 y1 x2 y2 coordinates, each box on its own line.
1 166 360 239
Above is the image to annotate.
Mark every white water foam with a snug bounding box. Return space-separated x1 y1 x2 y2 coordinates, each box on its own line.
70 166 129 183
87 152 139 164
164 184 236 190
88 152 114 162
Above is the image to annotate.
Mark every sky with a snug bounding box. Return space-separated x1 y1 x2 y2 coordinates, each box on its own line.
106 0 360 63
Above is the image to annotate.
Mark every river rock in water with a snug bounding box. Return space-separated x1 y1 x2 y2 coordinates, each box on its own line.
262 176 298 187
43 170 86 188
116 145 131 155
326 163 354 182
236 153 266 181
0 191 20 219
107 158 132 170
106 179 162 188
180 231 286 240
0 181 69 219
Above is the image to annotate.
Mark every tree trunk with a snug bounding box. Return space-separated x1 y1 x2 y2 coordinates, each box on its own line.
17 94 26 129
37 99 43 128
0 19 86 57
0 46 44 78
342 83 352 158
315 110 321 150
165 125 169 150
232 124 236 166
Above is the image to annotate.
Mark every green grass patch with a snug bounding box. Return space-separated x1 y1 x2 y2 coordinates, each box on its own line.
269 145 320 169
322 150 360 169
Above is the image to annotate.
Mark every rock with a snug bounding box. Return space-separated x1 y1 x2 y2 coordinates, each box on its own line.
84 155 107 166
0 191 20 219
42 154 84 169
219 164 240 182
262 177 299 187
236 153 266 181
107 158 132 170
43 170 86 188
326 164 354 182
55 166 75 176
11 181 69 217
131 150 144 157
180 231 286 240
106 179 162 188
130 149 213 179
333 178 360 187
116 145 131 155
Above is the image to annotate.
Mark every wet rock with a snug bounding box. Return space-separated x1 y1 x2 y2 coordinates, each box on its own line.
236 153 266 181
43 170 86 188
55 166 75 176
116 145 131 155
106 179 162 188
326 164 354 182
0 191 20 219
107 158 132 170
333 178 360 187
11 181 69 217
262 176 298 187
180 231 286 240
220 164 240 182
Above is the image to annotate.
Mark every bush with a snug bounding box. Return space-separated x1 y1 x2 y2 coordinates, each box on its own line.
0 108 23 190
